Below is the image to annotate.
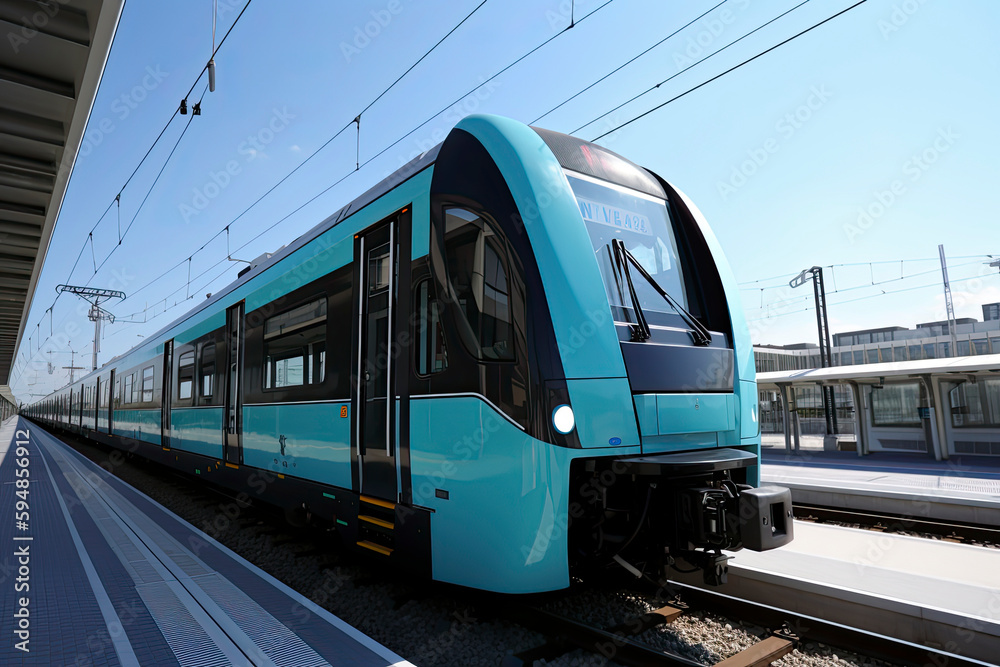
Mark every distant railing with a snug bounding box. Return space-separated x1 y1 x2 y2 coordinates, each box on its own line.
760 407 856 435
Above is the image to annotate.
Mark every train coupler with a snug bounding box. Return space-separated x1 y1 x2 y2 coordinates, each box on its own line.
679 483 794 555
738 486 794 552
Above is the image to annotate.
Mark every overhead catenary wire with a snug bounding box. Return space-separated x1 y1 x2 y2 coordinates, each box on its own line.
569 0 814 137
87 87 206 282
589 0 867 142
65 0 852 346
747 270 1000 322
9 0 942 390
121 0 547 307
11 103 200 376
10 2 256 386
530 0 728 125
739 255 993 291
116 0 612 327
360 0 488 120
351 0 617 173
105 0 722 334
103 0 623 335
745 258 991 312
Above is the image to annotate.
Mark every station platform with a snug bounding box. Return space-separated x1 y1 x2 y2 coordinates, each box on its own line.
0 416 413 666
672 521 1000 665
761 444 1000 525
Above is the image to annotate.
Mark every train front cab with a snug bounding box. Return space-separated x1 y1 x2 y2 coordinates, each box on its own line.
553 130 795 586
410 115 792 593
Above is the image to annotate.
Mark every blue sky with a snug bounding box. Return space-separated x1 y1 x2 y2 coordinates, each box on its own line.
12 0 1000 398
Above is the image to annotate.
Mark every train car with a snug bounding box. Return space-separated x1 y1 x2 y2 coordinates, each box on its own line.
26 115 792 593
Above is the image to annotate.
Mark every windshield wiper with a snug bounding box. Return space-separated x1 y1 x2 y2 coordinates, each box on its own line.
610 239 712 346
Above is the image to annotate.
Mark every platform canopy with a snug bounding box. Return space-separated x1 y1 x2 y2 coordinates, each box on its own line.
0 0 124 384
757 353 1000 387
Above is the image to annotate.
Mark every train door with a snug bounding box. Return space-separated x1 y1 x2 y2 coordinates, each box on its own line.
97 375 108 432
355 222 400 502
108 369 115 434
224 303 244 464
162 339 173 448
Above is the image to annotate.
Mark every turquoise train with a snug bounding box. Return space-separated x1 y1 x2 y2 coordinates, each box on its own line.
26 115 792 593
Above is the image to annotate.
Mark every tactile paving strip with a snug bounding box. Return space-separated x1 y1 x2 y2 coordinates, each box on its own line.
48 435 331 667
136 581 232 667
197 574 328 667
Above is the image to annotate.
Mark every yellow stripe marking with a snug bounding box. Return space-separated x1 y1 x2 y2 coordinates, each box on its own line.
359 514 394 530
360 495 395 510
357 540 393 556
225 463 239 469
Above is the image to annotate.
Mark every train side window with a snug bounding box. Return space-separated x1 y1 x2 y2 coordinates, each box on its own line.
415 279 448 375
142 366 154 402
177 351 195 401
263 298 327 389
201 343 215 401
442 208 515 361
123 374 132 404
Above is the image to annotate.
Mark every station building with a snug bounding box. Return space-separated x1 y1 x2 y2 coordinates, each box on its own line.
753 302 1000 459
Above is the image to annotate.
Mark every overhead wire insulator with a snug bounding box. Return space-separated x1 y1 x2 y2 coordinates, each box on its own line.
209 0 217 92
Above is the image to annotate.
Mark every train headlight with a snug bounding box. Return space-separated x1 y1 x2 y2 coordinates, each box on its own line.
552 404 575 434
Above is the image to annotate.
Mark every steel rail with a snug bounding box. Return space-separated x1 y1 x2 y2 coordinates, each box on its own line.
793 502 1000 544
669 581 988 667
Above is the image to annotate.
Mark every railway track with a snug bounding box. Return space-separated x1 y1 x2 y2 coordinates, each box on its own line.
49 427 989 667
504 601 794 667
670 582 985 667
504 575 988 667
793 502 1000 545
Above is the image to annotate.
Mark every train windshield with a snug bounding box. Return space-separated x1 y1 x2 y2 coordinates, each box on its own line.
566 171 689 318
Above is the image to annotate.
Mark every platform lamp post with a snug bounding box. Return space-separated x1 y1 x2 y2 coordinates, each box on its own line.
55 285 126 371
789 266 838 437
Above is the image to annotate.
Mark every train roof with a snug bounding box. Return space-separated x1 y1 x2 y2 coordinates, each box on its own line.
41 117 666 396
72 143 443 387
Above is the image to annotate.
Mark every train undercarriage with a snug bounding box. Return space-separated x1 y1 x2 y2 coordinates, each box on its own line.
568 448 794 586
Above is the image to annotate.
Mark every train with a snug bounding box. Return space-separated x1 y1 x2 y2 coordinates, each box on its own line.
24 114 793 593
